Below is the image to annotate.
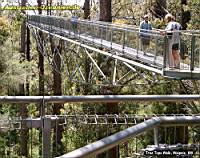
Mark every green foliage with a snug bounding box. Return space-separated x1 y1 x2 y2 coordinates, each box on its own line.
187 0 200 29
0 16 9 43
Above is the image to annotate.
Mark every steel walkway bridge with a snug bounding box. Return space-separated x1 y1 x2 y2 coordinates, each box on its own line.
27 15 200 80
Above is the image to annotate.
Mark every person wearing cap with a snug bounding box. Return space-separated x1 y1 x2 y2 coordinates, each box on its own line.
163 13 182 68
139 14 152 55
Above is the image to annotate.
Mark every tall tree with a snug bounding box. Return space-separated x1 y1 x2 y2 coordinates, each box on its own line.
51 38 64 156
83 0 90 19
47 0 52 15
83 0 91 95
181 0 190 29
37 0 44 156
45 0 64 154
100 0 112 22
19 0 28 156
26 24 30 94
99 1 119 158
152 0 167 18
37 0 44 107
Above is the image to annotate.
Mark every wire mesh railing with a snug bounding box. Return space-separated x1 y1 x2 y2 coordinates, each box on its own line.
2 114 200 158
27 14 200 74
58 116 200 158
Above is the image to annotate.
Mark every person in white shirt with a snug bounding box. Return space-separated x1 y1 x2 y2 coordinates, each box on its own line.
164 14 182 68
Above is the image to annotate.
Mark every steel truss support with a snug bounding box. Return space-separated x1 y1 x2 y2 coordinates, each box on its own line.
28 24 161 87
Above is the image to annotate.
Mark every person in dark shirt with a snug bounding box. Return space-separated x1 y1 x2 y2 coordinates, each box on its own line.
139 14 152 55
71 15 78 33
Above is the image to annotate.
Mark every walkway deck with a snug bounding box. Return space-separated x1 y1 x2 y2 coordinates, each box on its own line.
27 15 200 79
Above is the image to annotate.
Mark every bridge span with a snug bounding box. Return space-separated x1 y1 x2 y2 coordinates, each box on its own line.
27 15 200 79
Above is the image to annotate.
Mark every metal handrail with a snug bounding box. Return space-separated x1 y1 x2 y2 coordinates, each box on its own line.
57 116 200 158
28 15 200 35
1 95 200 103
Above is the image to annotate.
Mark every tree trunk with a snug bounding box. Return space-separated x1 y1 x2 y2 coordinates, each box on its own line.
99 1 119 158
19 84 28 157
37 0 42 14
47 0 52 15
83 0 90 19
158 0 166 8
152 0 167 18
83 0 91 95
19 0 28 156
38 37 44 98
26 25 30 96
37 0 44 114
181 0 190 30
37 1 44 156
100 0 112 22
51 38 64 156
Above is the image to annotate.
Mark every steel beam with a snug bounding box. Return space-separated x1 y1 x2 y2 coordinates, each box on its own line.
42 117 51 158
84 48 106 79
154 127 159 146
0 95 200 103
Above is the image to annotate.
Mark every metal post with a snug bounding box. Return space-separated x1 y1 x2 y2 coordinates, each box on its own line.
93 24 94 45
50 16 53 33
154 127 159 147
122 29 125 52
42 117 51 158
136 31 139 57
183 126 186 143
78 22 81 39
163 35 168 69
30 117 33 157
106 24 108 41
154 34 158 63
111 27 113 49
101 27 103 47
173 126 176 144
191 34 195 71
165 127 167 143
198 142 200 158
112 58 117 85
124 114 129 157
69 19 71 36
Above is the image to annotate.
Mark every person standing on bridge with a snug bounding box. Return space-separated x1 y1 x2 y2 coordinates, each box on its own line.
139 14 152 55
71 15 78 33
164 14 182 69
